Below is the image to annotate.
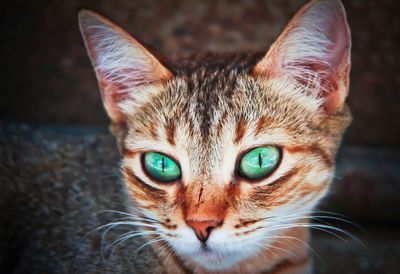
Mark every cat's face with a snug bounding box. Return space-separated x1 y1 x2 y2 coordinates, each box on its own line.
119 74 350 269
79 0 351 270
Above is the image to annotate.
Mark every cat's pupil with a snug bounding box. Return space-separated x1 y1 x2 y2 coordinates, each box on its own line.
258 153 262 168
161 157 165 173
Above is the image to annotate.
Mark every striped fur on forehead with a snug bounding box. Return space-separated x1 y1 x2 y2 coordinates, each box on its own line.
126 65 346 139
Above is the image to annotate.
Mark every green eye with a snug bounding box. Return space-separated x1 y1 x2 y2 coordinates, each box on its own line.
239 146 281 180
143 152 181 182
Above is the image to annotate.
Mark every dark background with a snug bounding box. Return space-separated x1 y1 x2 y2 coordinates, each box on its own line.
1 0 400 273
1 0 400 147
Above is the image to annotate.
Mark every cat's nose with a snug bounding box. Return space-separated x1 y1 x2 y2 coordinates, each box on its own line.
186 220 222 242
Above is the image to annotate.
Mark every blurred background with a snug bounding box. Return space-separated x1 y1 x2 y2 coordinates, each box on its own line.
1 0 400 146
1 0 399 273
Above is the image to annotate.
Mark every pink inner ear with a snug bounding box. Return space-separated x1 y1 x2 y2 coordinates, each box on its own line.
98 79 128 123
79 10 172 122
294 7 351 97
98 67 162 123
322 13 351 112
325 12 350 74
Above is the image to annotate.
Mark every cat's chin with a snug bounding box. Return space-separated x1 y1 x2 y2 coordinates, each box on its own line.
168 228 260 271
179 246 250 271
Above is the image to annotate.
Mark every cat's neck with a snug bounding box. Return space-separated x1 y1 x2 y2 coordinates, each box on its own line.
152 227 311 274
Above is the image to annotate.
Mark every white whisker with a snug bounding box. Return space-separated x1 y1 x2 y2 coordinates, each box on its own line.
131 236 165 258
103 230 160 254
269 235 323 263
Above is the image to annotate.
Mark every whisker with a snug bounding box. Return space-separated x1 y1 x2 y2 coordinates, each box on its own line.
153 241 175 267
308 215 365 232
269 235 323 263
97 221 159 230
257 242 293 258
261 222 365 249
262 211 364 240
131 236 165 258
97 221 158 249
266 212 364 233
267 244 297 258
103 230 160 254
98 209 160 222
254 243 278 258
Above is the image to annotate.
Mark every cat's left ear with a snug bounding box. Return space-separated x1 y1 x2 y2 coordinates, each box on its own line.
78 10 172 123
253 0 351 114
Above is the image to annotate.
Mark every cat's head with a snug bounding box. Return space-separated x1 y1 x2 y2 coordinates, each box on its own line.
79 0 351 270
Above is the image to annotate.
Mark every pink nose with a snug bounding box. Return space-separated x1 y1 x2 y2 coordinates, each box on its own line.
186 220 222 242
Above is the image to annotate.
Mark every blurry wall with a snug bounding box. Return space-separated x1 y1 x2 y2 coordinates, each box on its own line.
1 0 399 147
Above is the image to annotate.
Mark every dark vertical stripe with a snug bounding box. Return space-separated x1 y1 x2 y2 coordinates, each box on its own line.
148 122 159 140
255 115 273 135
165 121 176 146
234 117 247 144
216 111 228 137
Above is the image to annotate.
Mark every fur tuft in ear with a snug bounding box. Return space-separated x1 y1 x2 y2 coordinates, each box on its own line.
253 0 351 114
78 10 172 123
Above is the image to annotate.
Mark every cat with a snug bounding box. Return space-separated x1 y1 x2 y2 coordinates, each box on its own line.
77 0 352 273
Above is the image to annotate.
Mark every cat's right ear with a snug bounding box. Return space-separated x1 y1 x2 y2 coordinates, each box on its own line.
78 10 172 124
253 0 351 114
